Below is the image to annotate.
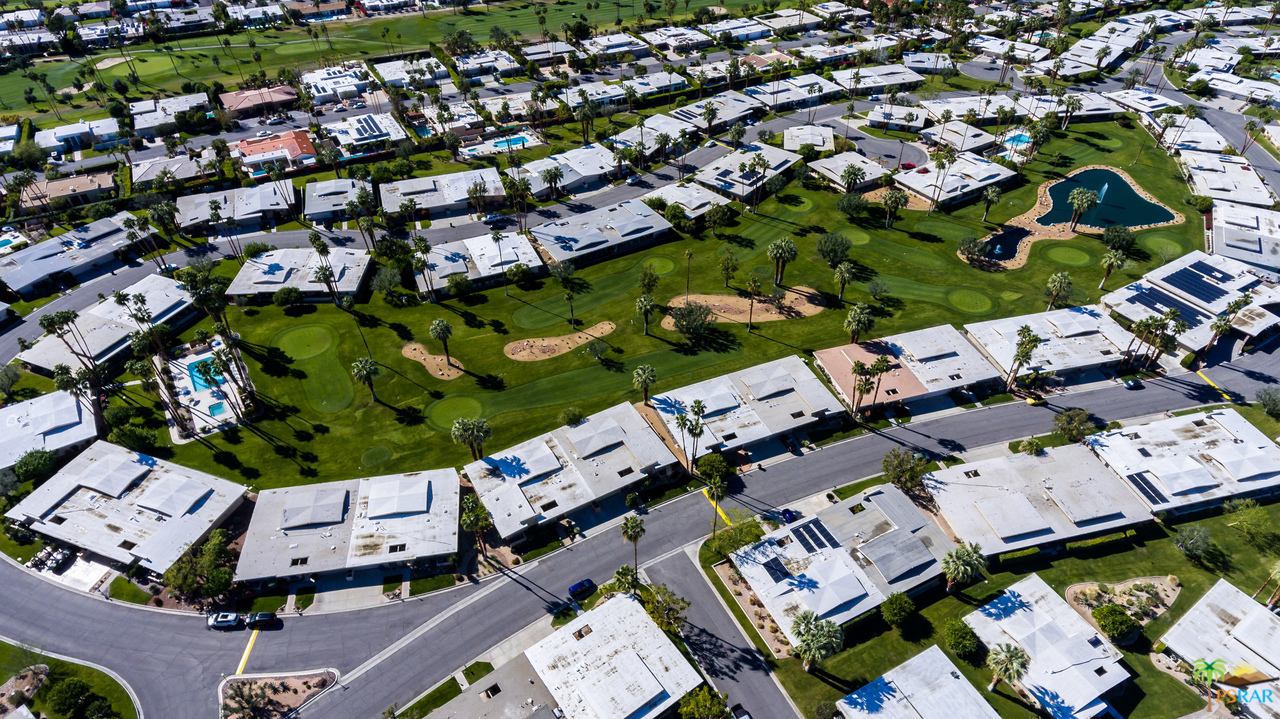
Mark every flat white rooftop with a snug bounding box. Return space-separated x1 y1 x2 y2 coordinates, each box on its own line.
893 151 1016 206
1182 150 1274 208
964 306 1132 377
1212 199 1280 273
810 152 889 191
695 142 801 200
0 391 97 476
838 645 1000 719
920 120 994 152
226 248 370 298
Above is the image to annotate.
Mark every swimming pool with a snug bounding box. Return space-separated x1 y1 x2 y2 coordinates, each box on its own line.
188 358 225 392
209 402 227 417
1005 133 1032 147
0 239 12 250
493 137 528 149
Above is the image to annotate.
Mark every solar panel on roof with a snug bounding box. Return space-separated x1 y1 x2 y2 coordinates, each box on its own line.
1126 287 1208 328
1164 268 1228 304
813 520 840 548
762 556 790 583
797 523 826 549
1189 259 1234 283
792 529 815 553
1126 472 1168 506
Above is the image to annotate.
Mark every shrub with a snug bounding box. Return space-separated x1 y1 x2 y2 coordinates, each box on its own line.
1054 408 1099 442
1019 438 1043 456
880 592 915 629
108 425 158 452
836 192 867 219
558 406 585 426
1258 387 1280 417
242 241 276 258
14 448 57 485
1093 603 1139 640
697 452 731 482
103 404 140 429
814 702 840 719
1188 195 1214 213
272 286 304 307
1180 351 1198 369
943 619 979 658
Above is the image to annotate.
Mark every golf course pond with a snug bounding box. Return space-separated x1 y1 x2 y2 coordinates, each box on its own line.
1036 168 1175 229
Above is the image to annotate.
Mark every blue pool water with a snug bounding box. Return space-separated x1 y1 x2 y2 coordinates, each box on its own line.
0 239 12 249
1005 133 1032 147
209 402 227 417
494 137 528 149
188 358 225 392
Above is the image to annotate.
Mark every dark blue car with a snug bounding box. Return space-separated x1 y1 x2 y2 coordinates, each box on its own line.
569 579 596 599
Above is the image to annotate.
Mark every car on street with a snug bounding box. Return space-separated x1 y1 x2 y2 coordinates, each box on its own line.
731 705 753 719
1025 395 1046 406
626 175 642 185
352 102 366 109
779 508 798 524
334 105 347 112
1124 378 1143 389
256 130 272 137
267 117 286 125
901 162 915 170
481 213 502 223
568 578 596 600
705 140 717 147
246 612 278 629
207 613 241 630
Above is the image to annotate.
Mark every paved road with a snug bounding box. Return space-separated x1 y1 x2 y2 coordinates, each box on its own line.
646 551 798 719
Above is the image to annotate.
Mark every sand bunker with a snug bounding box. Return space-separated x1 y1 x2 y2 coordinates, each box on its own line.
95 56 133 70
660 286 825 330
505 322 616 361
402 343 464 379
865 185 932 211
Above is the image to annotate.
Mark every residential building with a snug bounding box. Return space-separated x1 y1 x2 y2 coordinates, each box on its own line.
838 646 1001 719
622 71 687 98
129 93 209 138
379 167 504 218
668 90 760 130
530 199 672 264
1105 88 1183 115
894 151 1016 206
478 92 535 120
1102 250 1280 350
609 113 698 156
506 143 615 197
1188 69 1279 104
303 178 371 222
431 594 701 719
236 130 318 174
832 64 925 94
301 64 371 104
695 142 801 200
1 9 43 26
177 185 295 231
700 17 772 41
520 41 580 65
426 100 485 137
650 355 842 459
285 1 349 19
732 484 950 645
782 124 834 152
968 34 1051 62
1181 151 1274 208
1089 408 1280 515
1210 200 1280 273
964 306 1133 379
966 574 1128 719
227 3 284 26
0 212 147 297
323 112 409 149
742 73 842 109
33 119 120 152
641 183 729 220
641 26 712 51
465 402 677 538
814 324 1001 409
810 152 888 191
4 441 246 574
919 94 1022 125
17 275 193 375
1160 114 1228 153
1160 579 1280 718
456 49 520 76
233 469 460 582
218 85 298 118
131 154 207 189
0 124 17 154
928 444 1151 554
901 51 955 74
373 57 450 87
754 8 820 31
412 231 544 294
557 81 626 109
795 43 858 64
20 172 115 210
1178 46 1239 73
811 1 862 18
0 392 98 486
1016 92 1119 123
920 120 995 152
226 248 371 301
866 104 926 132
580 32 649 58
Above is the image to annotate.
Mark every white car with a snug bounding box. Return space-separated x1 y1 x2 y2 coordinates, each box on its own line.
705 140 717 147
207 613 241 629
481 213 502 223
256 130 272 138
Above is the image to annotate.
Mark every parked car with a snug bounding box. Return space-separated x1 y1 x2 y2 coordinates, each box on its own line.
705 140 717 147
256 130 272 138
626 175 642 185
246 612 278 629
481 213 502 224
352 102 367 109
1124 379 1143 390
568 578 596 600
207 613 241 630
731 705 753 719
916 167 929 174
779 508 798 524
334 105 347 112
267 117 286 126
900 162 915 170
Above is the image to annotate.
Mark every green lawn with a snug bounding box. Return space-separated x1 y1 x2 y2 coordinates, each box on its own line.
461 661 493 685
294 587 316 611
399 677 462 719
108 577 153 605
917 72 1006 95
106 118 1200 489
235 591 288 613
409 573 456 595
699 495 1280 719
0 640 138 719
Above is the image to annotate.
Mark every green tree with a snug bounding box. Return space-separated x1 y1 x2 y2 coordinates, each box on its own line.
958 235 986 263
1092 604 1138 641
679 687 730 719
13 448 56 485
621 515 645 570
941 541 986 590
1067 187 1099 230
791 610 844 671
670 301 715 340
0 365 20 399
705 204 732 236
638 263 660 296
47 678 92 717
718 248 739 287
882 447 928 493
1101 225 1135 252
837 191 868 219
1257 387 1280 416
643 582 690 634
612 562 641 595
986 643 1029 691
351 356 380 402
765 236 798 285
1045 271 1073 310
882 189 909 229
636 294 655 336
1174 525 1210 562
981 185 1002 222
1020 437 1044 456
451 417 493 460
833 261 858 302
1099 248 1127 289
816 232 851 268
430 318 454 366
1225 498 1272 543
461 494 492 556
633 363 657 404
944 619 980 658
880 591 915 628
843 303 875 343
696 453 730 483
1053 407 1097 442
272 286 303 308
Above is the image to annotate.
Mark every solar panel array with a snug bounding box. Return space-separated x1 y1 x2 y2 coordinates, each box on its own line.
1125 472 1168 506
762 556 790 583
1126 286 1209 328
1163 267 1228 304
1189 259 1234 283
792 520 839 552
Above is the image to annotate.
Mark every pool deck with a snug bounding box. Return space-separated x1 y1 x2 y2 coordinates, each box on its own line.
962 164 1184 270
161 336 253 443
462 131 544 158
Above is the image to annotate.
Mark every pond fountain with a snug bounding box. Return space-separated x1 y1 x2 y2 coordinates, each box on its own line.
982 226 1031 261
1036 168 1174 229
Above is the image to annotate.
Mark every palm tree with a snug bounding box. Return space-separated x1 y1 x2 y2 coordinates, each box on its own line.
844 303 875 343
612 563 641 595
705 473 727 537
746 278 761 333
1205 314 1234 354
834 262 857 302
849 360 869 411
684 248 694 299
791 610 843 672
1045 271 1073 310
540 164 564 197
460 494 492 559
883 189 909 229
941 542 986 590
766 237 798 286
430 318 454 366
620 515 645 570
1066 188 1099 231
1099 249 1126 289
981 185 1002 222
451 417 493 460
351 356 379 402
840 164 866 193
868 354 891 406
636 294 655 336
987 643 1030 691
633 364 657 404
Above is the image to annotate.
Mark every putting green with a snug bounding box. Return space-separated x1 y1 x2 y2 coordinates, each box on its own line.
361 446 393 467
947 288 995 314
643 256 676 274
1000 291 1024 302
428 396 483 430
780 196 814 212
1139 233 1183 257
1045 245 1095 267
273 324 354 414
836 226 871 245
912 221 972 242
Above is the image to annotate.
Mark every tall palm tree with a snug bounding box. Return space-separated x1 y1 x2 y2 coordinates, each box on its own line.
684 248 694 299
746 278 761 332
351 356 379 402
868 355 892 406
834 262 857 302
844 303 875 343
460 494 492 558
620 515 645 570
612 563 641 595
766 237 798 286
1045 271 1073 310
633 364 657 404
430 318 454 366
987 643 1030 691
1099 249 1126 289
636 295 655 336
451 417 493 460
1067 188 1099 231
792 610 843 672
705 473 727 538
941 542 986 590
